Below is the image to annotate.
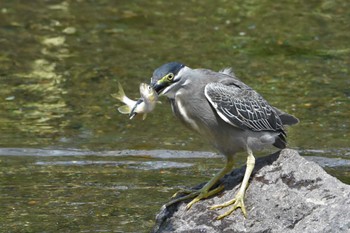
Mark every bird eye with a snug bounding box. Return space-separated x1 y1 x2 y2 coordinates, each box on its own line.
167 73 174 81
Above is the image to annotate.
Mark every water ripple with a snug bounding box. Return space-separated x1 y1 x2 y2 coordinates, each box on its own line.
35 160 194 170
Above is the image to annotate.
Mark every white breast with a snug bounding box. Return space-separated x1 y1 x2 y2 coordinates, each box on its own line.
175 93 200 132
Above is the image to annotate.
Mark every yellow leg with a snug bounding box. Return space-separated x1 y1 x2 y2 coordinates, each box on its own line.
210 148 255 219
166 157 235 208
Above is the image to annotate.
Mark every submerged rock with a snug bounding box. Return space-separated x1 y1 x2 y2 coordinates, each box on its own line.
153 149 350 233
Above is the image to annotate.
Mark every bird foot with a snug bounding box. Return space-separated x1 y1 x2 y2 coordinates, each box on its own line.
210 191 247 219
171 188 196 199
166 185 224 209
186 185 224 209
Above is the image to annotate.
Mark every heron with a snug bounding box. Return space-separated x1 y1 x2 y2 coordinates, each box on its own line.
146 62 299 219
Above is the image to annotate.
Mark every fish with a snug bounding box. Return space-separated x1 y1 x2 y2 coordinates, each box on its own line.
112 82 158 120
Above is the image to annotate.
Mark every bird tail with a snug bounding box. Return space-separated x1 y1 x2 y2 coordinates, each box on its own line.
273 131 287 149
279 113 299 126
273 107 299 126
272 108 298 149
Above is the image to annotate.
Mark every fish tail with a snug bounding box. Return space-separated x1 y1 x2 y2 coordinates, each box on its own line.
111 82 126 102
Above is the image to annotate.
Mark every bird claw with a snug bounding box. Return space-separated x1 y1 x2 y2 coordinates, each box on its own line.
210 191 247 219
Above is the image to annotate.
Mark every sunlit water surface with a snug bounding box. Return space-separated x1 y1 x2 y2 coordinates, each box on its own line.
0 1 349 232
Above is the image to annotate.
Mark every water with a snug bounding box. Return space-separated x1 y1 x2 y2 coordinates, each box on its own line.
0 1 349 232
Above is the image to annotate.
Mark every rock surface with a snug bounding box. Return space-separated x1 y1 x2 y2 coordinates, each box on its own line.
152 149 350 233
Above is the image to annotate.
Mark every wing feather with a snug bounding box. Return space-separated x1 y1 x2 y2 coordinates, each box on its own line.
205 82 283 132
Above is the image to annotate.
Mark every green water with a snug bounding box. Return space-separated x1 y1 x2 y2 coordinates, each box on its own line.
0 1 349 232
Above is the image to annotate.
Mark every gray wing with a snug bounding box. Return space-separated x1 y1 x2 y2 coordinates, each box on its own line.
204 82 284 132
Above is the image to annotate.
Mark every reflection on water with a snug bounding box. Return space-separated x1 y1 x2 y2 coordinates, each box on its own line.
0 0 349 232
0 0 349 150
0 1 72 147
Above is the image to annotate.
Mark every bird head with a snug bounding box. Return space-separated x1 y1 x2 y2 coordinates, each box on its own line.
150 62 185 96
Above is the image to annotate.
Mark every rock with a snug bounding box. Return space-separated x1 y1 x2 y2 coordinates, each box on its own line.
152 149 350 233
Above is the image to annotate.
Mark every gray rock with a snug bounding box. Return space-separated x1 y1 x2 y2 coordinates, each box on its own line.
153 149 350 233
